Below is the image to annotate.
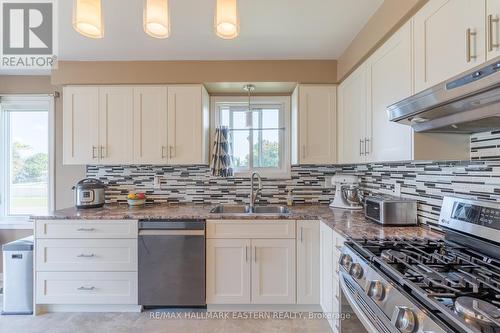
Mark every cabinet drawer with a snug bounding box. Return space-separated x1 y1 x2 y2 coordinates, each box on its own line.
206 220 296 239
36 271 137 304
36 220 137 239
36 239 137 271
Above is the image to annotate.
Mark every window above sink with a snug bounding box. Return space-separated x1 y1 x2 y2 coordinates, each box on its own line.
212 96 291 179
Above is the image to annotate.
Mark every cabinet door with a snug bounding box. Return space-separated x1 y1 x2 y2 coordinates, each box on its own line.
298 85 337 164
206 239 251 304
368 21 413 162
338 64 368 164
297 220 320 304
99 87 134 164
63 86 99 165
320 222 334 330
251 239 296 304
167 85 204 164
414 0 486 92
133 87 168 164
487 0 500 60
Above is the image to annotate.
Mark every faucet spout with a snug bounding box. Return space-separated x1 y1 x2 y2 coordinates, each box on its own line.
250 172 262 210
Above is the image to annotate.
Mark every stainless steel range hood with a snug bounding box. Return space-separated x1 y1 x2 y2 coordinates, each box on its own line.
387 57 500 133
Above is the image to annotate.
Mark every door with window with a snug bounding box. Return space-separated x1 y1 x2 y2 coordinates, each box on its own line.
0 96 53 221
214 96 291 178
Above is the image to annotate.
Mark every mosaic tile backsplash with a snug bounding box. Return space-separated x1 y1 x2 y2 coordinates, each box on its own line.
85 130 500 229
87 160 500 229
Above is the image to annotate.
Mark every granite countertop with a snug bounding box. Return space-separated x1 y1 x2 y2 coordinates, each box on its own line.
32 204 443 240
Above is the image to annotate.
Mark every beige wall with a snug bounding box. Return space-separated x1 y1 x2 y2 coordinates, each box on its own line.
51 60 338 85
337 0 428 81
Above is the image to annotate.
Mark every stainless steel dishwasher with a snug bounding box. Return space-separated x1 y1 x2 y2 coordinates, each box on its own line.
138 219 205 307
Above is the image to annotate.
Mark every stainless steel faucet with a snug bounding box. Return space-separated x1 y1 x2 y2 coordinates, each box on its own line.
250 172 262 210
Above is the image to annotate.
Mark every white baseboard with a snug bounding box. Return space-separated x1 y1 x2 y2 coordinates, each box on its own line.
35 304 142 314
207 304 322 312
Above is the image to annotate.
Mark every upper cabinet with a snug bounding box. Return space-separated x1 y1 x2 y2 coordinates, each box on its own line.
338 21 470 164
292 85 337 164
414 0 486 92
63 85 209 165
167 85 210 165
337 64 369 164
487 0 500 60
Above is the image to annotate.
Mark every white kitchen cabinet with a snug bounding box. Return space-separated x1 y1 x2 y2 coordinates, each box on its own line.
414 0 486 93
206 239 251 304
98 87 134 164
338 21 470 164
133 86 168 164
251 239 296 304
63 84 209 165
367 20 413 162
292 85 337 164
167 85 210 164
320 221 334 332
62 86 100 164
297 220 320 304
487 0 500 60
337 63 369 164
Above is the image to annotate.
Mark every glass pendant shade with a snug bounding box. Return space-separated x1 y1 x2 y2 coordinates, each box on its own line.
73 0 104 39
144 0 170 38
214 0 239 39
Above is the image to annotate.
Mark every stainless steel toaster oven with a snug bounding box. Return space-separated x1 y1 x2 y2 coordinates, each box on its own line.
364 194 417 225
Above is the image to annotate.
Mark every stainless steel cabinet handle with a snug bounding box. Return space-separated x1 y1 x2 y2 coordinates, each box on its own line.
169 146 174 159
161 146 166 158
364 138 370 155
466 28 477 62
77 286 95 291
76 227 95 232
77 253 95 258
254 247 257 263
92 146 98 159
489 15 500 51
359 139 364 156
300 227 304 243
245 246 248 263
99 146 106 159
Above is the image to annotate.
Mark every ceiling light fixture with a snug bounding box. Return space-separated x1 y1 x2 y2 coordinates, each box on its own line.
144 0 170 39
73 0 104 39
214 0 239 39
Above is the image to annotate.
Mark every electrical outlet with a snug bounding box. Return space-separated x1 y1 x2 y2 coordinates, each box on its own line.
153 176 162 189
324 176 332 188
394 183 402 196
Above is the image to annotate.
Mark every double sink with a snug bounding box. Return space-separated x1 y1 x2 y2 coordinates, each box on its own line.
210 205 290 215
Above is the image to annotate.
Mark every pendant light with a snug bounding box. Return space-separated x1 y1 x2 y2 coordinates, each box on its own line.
214 0 239 39
73 0 104 39
243 84 255 128
144 0 170 39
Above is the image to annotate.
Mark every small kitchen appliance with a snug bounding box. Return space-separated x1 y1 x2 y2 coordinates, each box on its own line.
338 196 500 333
72 178 105 209
364 194 417 225
329 174 363 210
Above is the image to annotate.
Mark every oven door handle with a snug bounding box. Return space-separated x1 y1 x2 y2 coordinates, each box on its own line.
339 271 399 333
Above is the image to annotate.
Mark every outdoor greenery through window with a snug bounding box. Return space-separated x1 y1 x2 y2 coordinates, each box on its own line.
1 97 51 219
215 97 290 177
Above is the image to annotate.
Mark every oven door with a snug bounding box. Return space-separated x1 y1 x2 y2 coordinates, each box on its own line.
339 271 399 333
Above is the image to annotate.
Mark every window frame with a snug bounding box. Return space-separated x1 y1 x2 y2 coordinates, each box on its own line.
0 95 55 228
211 96 291 179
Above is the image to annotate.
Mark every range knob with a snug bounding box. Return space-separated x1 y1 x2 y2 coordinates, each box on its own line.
339 254 352 270
392 306 417 333
366 280 385 301
349 263 364 279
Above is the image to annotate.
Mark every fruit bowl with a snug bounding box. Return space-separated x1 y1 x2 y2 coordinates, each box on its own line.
127 198 146 207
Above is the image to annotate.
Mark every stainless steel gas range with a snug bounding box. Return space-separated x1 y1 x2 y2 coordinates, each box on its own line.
339 196 500 333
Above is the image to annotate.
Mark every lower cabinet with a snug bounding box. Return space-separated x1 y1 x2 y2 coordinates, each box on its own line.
206 219 319 306
206 238 296 304
320 221 345 333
